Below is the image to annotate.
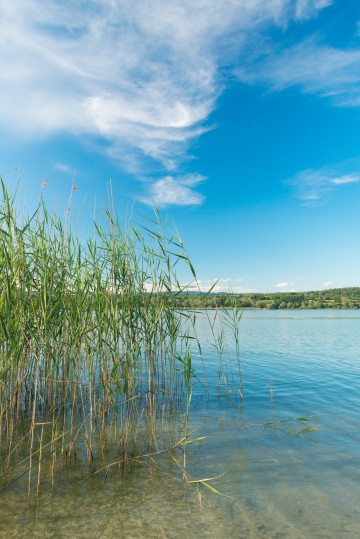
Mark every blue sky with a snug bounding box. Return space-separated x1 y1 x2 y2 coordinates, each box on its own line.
1 0 360 292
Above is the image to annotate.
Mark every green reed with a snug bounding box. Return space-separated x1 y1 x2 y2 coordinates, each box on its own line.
0 179 243 495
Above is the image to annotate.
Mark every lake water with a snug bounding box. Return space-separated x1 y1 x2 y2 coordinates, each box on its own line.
1 310 360 538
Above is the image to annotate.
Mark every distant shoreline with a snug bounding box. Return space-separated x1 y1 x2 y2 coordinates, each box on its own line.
179 306 359 311
171 287 360 310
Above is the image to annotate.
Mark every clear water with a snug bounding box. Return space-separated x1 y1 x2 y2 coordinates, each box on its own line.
1 310 360 538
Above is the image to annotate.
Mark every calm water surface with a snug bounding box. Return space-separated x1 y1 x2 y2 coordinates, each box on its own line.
1 310 359 538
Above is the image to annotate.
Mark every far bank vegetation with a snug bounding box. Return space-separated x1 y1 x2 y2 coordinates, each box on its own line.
172 288 360 310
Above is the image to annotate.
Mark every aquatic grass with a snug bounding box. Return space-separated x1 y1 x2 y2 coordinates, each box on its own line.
221 294 244 400
0 178 244 496
0 179 194 484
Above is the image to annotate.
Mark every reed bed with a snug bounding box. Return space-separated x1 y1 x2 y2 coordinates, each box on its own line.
0 179 242 495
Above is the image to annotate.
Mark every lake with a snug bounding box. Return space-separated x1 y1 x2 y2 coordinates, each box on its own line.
1 310 359 538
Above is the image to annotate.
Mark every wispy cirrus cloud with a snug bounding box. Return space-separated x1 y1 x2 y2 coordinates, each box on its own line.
288 161 360 205
54 162 77 176
237 37 360 108
0 0 332 205
330 175 360 185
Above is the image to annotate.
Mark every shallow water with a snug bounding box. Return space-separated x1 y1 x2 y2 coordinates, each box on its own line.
1 310 360 538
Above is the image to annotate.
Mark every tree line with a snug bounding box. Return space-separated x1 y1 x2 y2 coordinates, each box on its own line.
170 287 360 310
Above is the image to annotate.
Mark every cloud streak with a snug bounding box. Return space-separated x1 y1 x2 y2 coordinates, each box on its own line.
288 162 360 205
237 36 360 108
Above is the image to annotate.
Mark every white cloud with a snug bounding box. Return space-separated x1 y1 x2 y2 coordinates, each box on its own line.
0 0 331 187
288 162 360 205
54 162 76 176
275 282 290 288
196 283 257 294
237 37 360 108
295 0 332 20
185 277 255 293
208 285 257 293
330 174 360 185
323 281 333 287
139 174 205 207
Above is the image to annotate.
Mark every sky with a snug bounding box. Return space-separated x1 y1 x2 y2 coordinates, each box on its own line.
1 0 360 293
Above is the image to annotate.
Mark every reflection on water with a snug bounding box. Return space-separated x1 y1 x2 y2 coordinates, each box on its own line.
1 310 360 538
